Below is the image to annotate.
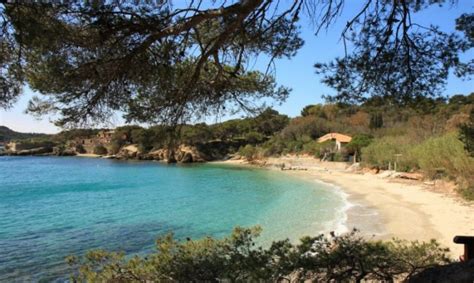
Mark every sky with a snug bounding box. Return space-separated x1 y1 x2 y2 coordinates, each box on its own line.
1 1 472 134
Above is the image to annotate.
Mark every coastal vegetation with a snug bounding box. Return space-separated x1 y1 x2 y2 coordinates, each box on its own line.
67 227 452 282
0 126 49 143
1 0 473 280
3 93 474 198
1 1 472 128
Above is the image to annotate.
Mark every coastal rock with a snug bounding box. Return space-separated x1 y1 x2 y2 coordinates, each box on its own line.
180 152 193 163
13 147 53 156
148 148 168 161
52 146 77 156
176 145 205 163
148 145 206 163
117 144 139 159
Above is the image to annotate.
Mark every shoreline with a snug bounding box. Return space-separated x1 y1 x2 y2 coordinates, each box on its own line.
3 154 472 256
215 157 474 257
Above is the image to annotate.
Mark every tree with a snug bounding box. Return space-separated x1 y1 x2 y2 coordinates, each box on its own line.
369 113 384 129
347 134 373 163
315 6 472 105
66 227 450 282
459 109 474 157
300 104 327 118
253 108 289 136
349 111 369 128
280 116 331 141
180 123 212 145
0 1 472 127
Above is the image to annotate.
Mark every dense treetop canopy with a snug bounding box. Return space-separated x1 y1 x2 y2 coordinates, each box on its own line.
0 0 472 127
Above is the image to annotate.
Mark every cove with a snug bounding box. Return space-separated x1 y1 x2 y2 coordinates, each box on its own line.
0 156 347 282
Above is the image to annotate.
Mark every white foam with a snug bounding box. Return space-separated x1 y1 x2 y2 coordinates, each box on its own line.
311 179 354 236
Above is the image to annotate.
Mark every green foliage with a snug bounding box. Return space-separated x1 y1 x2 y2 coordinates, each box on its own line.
252 108 289 136
459 184 474 201
301 104 327 118
209 108 288 142
55 129 100 143
411 132 474 179
361 136 417 170
93 145 108 155
459 108 474 156
243 131 265 144
314 3 472 105
0 126 49 143
361 131 474 199
68 228 450 282
280 116 330 140
238 144 259 161
180 123 212 145
347 134 373 161
369 113 384 129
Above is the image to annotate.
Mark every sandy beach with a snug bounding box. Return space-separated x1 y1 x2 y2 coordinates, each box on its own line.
218 156 474 257
76 153 103 158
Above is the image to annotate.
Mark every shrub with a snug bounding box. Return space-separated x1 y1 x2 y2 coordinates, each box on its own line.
93 145 108 155
410 132 474 179
346 134 373 162
261 138 286 156
459 185 474 201
238 144 259 161
459 108 474 157
280 116 330 140
302 140 322 156
244 131 265 144
67 228 450 282
361 135 417 171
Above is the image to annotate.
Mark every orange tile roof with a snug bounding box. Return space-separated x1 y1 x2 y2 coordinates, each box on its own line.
317 133 352 143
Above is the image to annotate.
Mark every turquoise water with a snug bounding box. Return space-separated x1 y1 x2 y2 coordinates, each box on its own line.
0 156 346 282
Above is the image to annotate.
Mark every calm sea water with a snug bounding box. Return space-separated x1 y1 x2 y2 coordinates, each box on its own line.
0 156 347 282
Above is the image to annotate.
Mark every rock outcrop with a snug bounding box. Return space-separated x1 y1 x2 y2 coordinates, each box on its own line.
52 147 77 156
146 145 207 163
13 146 53 156
116 144 139 159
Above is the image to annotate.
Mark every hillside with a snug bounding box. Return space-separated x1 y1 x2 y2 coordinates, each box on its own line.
0 126 48 143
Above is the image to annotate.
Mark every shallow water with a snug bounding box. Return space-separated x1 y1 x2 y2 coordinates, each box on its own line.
0 156 347 282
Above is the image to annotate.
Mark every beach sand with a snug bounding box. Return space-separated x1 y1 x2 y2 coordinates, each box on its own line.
218 156 474 257
76 153 102 158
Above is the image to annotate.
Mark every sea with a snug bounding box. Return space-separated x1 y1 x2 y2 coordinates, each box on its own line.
0 156 348 282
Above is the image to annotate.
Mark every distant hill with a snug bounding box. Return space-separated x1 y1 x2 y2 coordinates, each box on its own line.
0 126 48 143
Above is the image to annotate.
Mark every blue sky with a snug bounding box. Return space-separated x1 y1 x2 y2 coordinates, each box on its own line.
1 1 472 133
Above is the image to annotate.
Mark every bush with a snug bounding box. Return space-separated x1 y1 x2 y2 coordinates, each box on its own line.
411 132 474 180
67 228 450 282
244 131 265 144
93 145 108 155
238 144 260 161
361 135 417 171
459 185 474 201
459 108 474 157
346 134 373 162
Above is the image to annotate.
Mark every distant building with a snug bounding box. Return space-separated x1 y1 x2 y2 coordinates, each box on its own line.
317 133 352 151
